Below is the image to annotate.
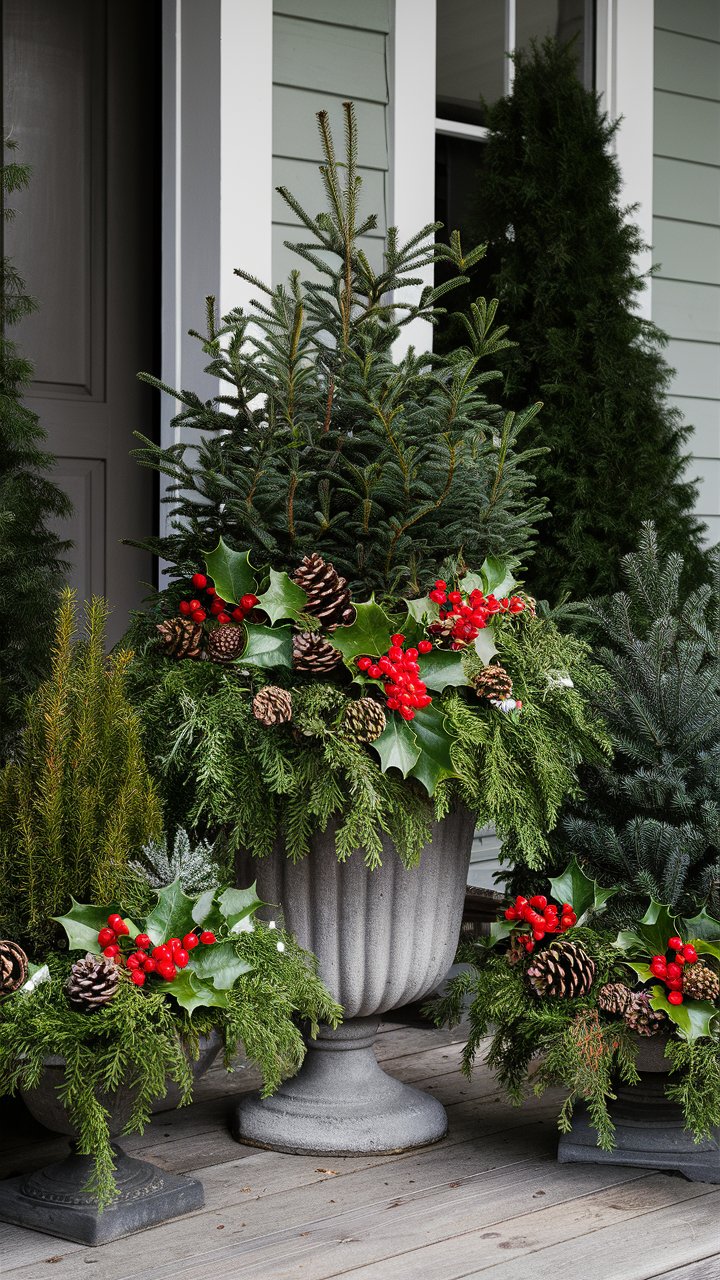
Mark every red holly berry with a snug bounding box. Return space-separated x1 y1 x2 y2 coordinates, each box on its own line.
107 913 124 930
217 612 231 625
505 907 518 921
167 938 181 951
357 656 372 671
666 962 682 981
668 936 683 951
210 600 224 616
126 955 142 970
135 934 152 951
529 895 547 911
182 933 199 950
532 928 545 941
240 594 259 611
188 600 201 613
667 991 683 1005
191 608 207 623
131 970 146 987
206 585 217 597
103 944 120 959
98 927 116 948
179 600 192 615
429 589 446 604
174 949 189 968
418 640 433 654
682 945 699 964
199 931 216 945
143 956 157 972
191 573 208 589
152 945 171 961
157 961 176 981
390 634 405 646
231 607 245 622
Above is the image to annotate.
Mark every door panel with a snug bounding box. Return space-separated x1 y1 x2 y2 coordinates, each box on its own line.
2 0 158 641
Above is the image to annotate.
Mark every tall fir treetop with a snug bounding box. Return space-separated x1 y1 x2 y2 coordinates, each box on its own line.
134 102 547 601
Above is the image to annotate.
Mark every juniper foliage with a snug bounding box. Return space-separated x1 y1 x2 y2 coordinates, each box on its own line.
132 103 546 601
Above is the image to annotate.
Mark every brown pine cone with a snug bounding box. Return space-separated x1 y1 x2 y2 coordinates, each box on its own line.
0 940 29 998
341 696 386 744
598 981 634 1016
206 623 245 664
292 630 343 673
252 686 293 726
157 617 204 659
623 991 666 1037
527 941 596 999
292 554 355 630
67 953 120 1012
473 663 514 702
682 962 720 1003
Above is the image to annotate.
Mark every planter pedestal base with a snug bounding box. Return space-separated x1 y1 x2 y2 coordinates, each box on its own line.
558 1069 720 1184
234 1017 447 1155
0 1142 204 1245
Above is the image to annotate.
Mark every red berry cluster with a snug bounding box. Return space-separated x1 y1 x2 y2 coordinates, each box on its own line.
97 914 216 988
178 571 258 626
504 895 577 954
356 633 434 721
649 935 699 1005
428 579 526 649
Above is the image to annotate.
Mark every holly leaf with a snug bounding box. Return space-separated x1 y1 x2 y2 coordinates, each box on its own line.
404 595 439 626
693 940 720 963
144 880 198 948
680 908 720 942
373 716 420 777
480 557 517 599
53 901 139 953
634 901 680 959
626 961 654 983
417 648 469 692
189 942 253 990
217 884 263 934
489 919 514 945
408 704 457 796
191 888 217 929
459 571 485 595
241 624 293 669
165 970 230 1016
474 625 498 664
203 537 257 605
648 985 717 1043
549 858 616 924
257 570 307 625
331 600 395 668
614 929 647 958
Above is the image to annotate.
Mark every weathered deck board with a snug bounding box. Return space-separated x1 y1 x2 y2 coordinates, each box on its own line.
0 1019 718 1280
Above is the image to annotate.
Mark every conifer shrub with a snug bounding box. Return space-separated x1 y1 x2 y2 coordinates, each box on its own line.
0 591 162 949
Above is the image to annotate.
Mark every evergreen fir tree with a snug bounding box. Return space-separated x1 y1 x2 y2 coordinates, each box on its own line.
555 525 720 920
456 39 707 603
0 145 72 756
133 103 546 602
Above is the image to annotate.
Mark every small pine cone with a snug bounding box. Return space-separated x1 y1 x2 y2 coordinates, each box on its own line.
206 623 245 664
598 981 634 1016
292 630 343 673
623 991 666 1037
682 962 720 1003
473 663 514 703
341 696 386 744
252 685 293 727
157 617 203 660
527 940 596 999
67 953 120 1012
292 553 355 630
0 940 29 998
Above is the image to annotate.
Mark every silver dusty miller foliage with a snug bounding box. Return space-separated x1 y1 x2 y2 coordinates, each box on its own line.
131 828 220 894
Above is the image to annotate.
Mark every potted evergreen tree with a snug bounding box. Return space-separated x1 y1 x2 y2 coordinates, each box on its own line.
127 104 608 1155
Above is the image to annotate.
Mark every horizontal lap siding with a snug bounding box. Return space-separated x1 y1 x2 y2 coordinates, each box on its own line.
271 2 390 288
653 9 720 545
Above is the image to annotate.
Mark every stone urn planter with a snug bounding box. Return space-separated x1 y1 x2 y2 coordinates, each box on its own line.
558 1034 720 1182
234 807 474 1155
0 1054 209 1245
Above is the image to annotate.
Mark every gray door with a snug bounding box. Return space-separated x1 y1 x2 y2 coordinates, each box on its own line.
2 0 158 642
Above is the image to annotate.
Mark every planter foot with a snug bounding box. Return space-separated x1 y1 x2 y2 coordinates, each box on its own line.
558 1101 720 1184
0 1143 204 1244
233 1018 448 1155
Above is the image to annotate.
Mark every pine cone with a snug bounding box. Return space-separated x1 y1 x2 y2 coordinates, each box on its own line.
682 962 720 1003
293 630 343 673
292 554 355 629
527 940 596 999
66 953 120 1012
598 981 634 1016
252 686 293 726
206 623 245 664
341 696 386 744
0 940 28 998
157 617 203 660
473 663 514 702
623 991 666 1037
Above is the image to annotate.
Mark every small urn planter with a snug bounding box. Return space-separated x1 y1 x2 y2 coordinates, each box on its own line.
234 807 474 1156
558 1035 720 1183
0 1056 206 1245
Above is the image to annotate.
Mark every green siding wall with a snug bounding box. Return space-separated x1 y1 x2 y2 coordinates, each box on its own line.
272 0 390 287
653 0 720 545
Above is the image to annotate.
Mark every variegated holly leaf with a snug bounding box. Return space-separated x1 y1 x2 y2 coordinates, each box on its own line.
53 900 139 953
373 716 420 777
241 624 293 669
203 537 257 605
408 704 457 795
144 880 198 948
257 570 307 625
549 858 616 925
648 985 717 1043
332 600 395 670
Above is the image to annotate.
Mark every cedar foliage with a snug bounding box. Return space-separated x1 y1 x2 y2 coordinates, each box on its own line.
0 591 162 950
459 39 706 602
132 102 546 602
0 146 72 755
555 525 720 919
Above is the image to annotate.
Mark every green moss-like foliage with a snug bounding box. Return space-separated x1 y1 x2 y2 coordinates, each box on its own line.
448 39 707 602
0 923 340 1210
0 592 163 950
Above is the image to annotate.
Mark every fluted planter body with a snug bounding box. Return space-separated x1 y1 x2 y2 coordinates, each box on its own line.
558 1034 720 1183
234 807 474 1155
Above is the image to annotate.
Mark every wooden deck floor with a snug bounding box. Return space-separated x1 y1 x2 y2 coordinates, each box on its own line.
1 1018 719 1280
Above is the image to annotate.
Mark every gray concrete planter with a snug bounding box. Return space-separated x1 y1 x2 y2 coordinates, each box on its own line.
558 1034 720 1183
0 1054 207 1244
234 808 474 1155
